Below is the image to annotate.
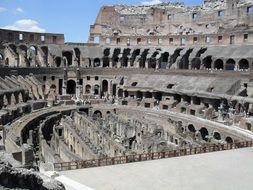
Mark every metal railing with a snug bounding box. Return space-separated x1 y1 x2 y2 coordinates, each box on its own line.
54 141 253 171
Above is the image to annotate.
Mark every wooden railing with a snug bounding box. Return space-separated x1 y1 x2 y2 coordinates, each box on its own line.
54 141 253 171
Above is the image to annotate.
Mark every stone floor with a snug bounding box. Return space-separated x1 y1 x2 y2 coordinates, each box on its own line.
59 147 253 190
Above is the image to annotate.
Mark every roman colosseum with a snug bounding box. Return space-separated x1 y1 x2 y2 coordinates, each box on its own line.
1 0 253 189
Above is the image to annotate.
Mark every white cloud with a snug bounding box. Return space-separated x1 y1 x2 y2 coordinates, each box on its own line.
16 7 24 13
141 0 162 5
3 19 46 33
0 7 7 13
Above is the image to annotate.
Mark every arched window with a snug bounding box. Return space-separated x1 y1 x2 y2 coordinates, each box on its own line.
214 59 224 70
94 58 101 67
225 59 235 71
238 59 249 70
66 80 76 94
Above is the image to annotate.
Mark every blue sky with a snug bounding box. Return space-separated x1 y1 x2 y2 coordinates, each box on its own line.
0 0 202 42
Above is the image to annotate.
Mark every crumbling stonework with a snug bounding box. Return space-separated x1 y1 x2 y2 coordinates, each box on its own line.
0 155 65 190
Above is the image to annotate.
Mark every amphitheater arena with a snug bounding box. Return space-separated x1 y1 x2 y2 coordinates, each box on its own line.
1 0 253 189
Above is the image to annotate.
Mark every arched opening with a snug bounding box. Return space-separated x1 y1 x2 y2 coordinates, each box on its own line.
9 44 17 53
66 80 76 94
203 56 212 69
55 57 61 67
148 59 156 69
213 132 221 140
50 84 56 90
74 48 81 66
85 85 91 94
130 49 140 66
104 48 110 56
29 46 37 55
199 127 209 141
214 59 224 70
136 91 143 99
144 91 152 99
124 90 129 98
188 124 196 133
19 45 27 52
94 85 99 95
112 48 121 68
178 48 193 70
191 58 201 70
238 59 249 70
102 80 108 96
121 57 128 67
112 84 117 96
118 89 123 98
154 92 162 101
161 52 169 62
225 137 233 144
225 59 235 70
102 57 110 67
94 58 101 67
41 46 48 66
62 51 72 66
93 110 102 119
159 52 169 69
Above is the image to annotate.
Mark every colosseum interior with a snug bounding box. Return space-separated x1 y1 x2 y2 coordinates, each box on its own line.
1 0 253 189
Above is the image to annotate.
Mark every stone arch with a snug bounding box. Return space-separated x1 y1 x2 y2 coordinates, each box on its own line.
74 48 81 66
102 80 108 96
62 51 72 66
188 124 196 133
130 49 140 67
55 57 61 67
225 59 235 70
225 136 233 144
160 52 169 69
93 110 102 118
94 58 101 67
28 45 37 55
102 57 110 67
50 84 56 90
0 53 4 61
85 85 91 94
213 131 221 140
112 84 117 96
104 48 110 56
112 48 121 67
202 56 212 69
66 80 76 94
9 44 17 53
213 59 224 70
41 46 49 66
199 127 209 141
121 57 128 67
191 58 201 70
124 90 129 98
94 85 99 95
19 45 28 54
238 59 249 70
